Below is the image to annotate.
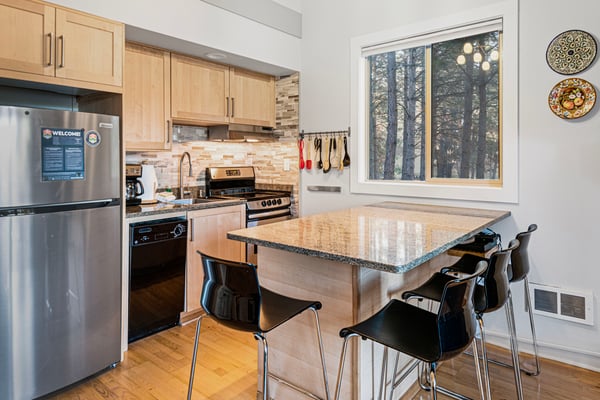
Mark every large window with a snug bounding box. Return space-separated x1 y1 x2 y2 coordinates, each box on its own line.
367 28 501 184
350 4 518 203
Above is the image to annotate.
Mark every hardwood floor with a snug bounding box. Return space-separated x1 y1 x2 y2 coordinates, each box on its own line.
50 319 600 399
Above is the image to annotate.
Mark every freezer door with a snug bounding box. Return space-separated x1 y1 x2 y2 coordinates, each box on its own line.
0 205 121 400
0 106 120 208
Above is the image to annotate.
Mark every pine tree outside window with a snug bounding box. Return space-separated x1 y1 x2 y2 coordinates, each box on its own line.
366 29 502 184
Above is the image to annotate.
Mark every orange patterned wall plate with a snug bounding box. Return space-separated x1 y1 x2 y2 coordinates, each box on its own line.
548 78 596 119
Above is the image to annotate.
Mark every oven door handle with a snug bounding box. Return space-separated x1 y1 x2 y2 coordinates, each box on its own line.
247 209 292 221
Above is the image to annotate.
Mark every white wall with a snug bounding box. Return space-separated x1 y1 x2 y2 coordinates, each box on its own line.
299 0 600 370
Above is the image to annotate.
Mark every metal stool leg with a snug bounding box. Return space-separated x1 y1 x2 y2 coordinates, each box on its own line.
523 276 541 376
254 333 269 400
429 363 438 400
187 316 204 400
506 292 524 400
334 333 359 400
309 307 332 400
477 316 492 400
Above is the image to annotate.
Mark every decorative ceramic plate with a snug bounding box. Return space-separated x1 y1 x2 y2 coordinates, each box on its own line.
548 78 596 119
546 30 597 75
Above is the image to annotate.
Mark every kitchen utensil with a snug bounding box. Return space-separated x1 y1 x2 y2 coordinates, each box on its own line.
315 138 323 169
298 139 305 169
343 136 351 167
306 139 312 169
336 136 342 171
323 138 331 173
331 136 338 167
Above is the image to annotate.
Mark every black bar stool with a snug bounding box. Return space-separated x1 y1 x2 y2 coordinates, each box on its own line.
334 260 488 400
470 225 541 377
402 239 522 400
187 252 331 400
507 224 540 376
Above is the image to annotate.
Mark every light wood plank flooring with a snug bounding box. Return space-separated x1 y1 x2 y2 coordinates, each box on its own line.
49 319 600 399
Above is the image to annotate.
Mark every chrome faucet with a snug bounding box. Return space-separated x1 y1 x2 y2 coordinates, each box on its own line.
179 152 193 199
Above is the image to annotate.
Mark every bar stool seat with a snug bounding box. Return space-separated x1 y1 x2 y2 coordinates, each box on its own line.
187 252 330 400
334 260 488 400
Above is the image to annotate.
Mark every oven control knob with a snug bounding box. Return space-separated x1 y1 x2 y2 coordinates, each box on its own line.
172 224 186 238
277 199 282 205
267 200 272 206
261 200 267 207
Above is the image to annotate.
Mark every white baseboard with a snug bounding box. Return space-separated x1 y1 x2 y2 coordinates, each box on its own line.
484 329 600 373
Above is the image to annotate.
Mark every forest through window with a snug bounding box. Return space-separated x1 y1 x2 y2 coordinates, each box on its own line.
367 30 501 183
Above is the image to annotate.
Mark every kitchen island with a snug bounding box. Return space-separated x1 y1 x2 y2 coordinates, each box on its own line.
228 202 510 399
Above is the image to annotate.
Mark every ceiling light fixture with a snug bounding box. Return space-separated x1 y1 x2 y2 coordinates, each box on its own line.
205 52 227 60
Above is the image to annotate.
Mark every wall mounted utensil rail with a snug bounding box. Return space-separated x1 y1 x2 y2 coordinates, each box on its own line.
299 127 350 172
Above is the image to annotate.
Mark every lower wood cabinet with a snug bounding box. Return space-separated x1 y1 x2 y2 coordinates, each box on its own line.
185 205 246 313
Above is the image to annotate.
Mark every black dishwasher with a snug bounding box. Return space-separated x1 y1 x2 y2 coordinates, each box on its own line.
129 217 187 342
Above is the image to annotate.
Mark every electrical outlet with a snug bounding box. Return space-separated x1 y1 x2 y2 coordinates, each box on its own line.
284 159 290 171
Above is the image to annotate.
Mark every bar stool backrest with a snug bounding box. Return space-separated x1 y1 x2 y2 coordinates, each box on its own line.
199 251 262 332
509 224 537 283
438 260 488 361
479 239 520 314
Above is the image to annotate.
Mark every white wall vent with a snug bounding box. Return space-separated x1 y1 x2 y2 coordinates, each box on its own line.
529 283 594 326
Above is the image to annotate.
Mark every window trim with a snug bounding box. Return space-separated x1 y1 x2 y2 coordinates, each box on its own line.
350 1 519 203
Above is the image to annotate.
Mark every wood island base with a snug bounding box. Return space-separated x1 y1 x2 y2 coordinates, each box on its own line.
255 247 458 400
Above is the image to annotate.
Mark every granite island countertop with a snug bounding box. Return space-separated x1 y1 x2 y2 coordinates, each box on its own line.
228 201 510 273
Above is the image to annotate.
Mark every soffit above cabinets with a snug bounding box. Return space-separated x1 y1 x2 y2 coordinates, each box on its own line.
125 25 296 77
202 0 302 38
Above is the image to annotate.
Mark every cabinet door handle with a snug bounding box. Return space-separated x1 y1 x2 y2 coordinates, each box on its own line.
46 33 53 66
226 96 230 117
189 218 194 242
231 97 235 118
166 120 171 144
58 35 65 68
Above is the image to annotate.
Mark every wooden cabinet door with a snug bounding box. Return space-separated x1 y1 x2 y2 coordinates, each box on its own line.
230 68 275 127
54 9 123 87
186 205 246 312
0 0 55 77
123 43 171 151
171 54 229 124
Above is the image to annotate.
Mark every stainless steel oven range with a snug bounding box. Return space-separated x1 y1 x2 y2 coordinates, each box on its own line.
206 166 292 263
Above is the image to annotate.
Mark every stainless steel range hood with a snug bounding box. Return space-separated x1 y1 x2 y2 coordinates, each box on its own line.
208 124 279 142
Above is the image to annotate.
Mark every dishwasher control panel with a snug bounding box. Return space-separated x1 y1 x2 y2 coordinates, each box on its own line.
130 217 187 246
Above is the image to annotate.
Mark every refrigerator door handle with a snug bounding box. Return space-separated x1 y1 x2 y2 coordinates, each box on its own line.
0 199 120 217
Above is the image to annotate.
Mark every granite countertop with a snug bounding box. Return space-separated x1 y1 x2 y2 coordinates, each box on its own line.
227 201 510 273
125 198 245 219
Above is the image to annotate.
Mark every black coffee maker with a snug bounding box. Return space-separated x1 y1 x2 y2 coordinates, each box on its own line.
125 164 144 206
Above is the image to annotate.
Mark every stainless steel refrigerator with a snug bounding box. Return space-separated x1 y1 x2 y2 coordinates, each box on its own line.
0 105 122 399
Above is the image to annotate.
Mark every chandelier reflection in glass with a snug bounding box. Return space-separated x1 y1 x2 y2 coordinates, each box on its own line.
456 42 499 71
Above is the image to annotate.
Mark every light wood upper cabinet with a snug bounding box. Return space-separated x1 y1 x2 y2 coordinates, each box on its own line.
123 43 171 151
171 53 230 125
54 9 123 87
230 68 275 127
186 205 246 312
0 0 123 92
171 53 275 127
0 0 55 77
